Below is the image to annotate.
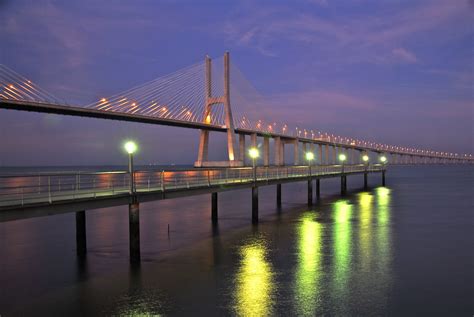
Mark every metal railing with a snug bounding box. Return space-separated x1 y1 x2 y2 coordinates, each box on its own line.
0 164 383 208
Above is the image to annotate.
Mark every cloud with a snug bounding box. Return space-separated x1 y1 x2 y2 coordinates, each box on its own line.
221 0 470 64
391 47 418 63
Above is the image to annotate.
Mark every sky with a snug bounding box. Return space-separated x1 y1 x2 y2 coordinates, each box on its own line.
0 0 472 166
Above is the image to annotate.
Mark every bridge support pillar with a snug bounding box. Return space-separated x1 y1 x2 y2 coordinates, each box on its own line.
276 184 282 207
382 170 386 186
274 137 282 166
252 186 259 224
211 192 218 223
316 178 320 201
341 175 347 195
129 202 140 263
293 139 300 165
76 210 87 257
263 137 270 166
364 172 368 190
239 134 245 164
307 179 313 206
251 133 257 148
316 144 323 165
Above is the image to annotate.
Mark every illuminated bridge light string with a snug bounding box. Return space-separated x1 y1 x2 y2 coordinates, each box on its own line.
0 65 63 104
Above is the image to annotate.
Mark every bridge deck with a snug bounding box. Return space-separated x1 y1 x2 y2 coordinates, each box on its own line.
0 164 383 222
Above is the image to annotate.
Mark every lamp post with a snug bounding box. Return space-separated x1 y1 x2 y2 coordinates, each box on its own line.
306 152 315 177
362 154 369 189
339 153 347 195
339 153 347 173
380 155 387 186
124 141 138 194
248 147 259 183
362 154 369 170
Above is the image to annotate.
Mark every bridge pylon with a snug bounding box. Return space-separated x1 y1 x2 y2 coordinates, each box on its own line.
195 52 243 167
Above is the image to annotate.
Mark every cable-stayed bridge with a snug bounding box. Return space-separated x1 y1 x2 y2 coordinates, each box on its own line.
0 52 471 262
1 53 471 166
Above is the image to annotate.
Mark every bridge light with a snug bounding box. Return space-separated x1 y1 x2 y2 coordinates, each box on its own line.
380 156 387 163
362 154 369 162
305 152 314 161
339 154 347 162
124 141 137 154
248 147 259 159
100 98 107 103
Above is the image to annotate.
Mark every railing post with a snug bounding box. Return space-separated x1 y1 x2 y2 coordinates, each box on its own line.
207 170 211 187
161 170 165 192
48 176 52 203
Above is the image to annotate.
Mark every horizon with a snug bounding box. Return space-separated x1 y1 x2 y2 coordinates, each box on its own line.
0 0 472 166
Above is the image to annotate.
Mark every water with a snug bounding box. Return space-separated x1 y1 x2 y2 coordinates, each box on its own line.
0 165 472 316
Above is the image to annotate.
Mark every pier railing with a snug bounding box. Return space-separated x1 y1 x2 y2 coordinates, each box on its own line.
0 164 383 207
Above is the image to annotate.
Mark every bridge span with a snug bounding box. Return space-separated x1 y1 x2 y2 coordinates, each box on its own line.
1 164 385 261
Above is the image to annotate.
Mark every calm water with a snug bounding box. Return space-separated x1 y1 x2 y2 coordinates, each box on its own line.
0 165 472 316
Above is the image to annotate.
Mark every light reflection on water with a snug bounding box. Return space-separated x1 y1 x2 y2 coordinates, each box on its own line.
233 236 275 317
332 199 353 307
294 213 322 316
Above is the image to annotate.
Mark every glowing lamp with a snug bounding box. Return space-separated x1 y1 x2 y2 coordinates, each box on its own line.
305 152 315 161
362 155 369 162
124 141 137 154
248 148 259 159
339 154 347 162
380 156 387 163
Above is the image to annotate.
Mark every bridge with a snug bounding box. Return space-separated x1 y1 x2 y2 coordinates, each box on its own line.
0 52 472 262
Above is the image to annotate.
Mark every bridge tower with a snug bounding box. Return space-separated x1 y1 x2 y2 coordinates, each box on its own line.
195 52 243 167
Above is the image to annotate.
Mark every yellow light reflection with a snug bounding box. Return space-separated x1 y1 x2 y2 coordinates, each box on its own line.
332 200 352 298
294 213 322 316
234 238 274 317
358 192 373 271
376 187 390 225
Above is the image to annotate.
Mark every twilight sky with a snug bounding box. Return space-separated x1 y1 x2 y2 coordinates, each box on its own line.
0 0 472 166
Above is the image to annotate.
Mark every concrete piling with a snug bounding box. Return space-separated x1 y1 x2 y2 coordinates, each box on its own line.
252 186 259 224
211 192 218 223
129 202 140 263
75 210 87 257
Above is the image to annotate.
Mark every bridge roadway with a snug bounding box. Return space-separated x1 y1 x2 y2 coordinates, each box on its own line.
1 99 467 162
0 164 383 222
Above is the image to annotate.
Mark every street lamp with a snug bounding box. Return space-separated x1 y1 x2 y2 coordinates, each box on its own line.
362 154 369 171
124 141 138 194
306 151 315 177
339 153 347 173
380 155 387 164
248 147 259 183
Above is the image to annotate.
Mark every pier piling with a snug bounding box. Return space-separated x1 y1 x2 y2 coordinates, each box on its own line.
211 192 218 223
252 186 259 224
276 184 282 207
129 202 140 263
75 210 87 256
307 179 313 206
316 178 320 201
